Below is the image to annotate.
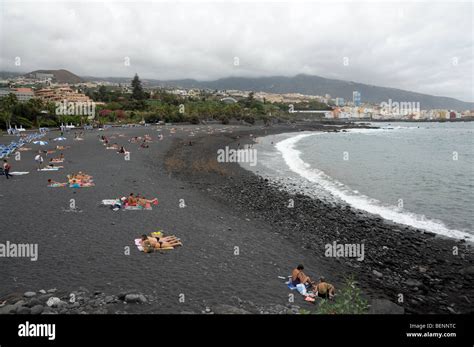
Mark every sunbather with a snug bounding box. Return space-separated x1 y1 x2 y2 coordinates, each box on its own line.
47 178 65 185
313 277 335 299
127 193 138 205
136 195 158 207
140 234 182 252
291 264 314 296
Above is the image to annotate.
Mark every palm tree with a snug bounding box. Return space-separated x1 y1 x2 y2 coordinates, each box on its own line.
0 93 18 129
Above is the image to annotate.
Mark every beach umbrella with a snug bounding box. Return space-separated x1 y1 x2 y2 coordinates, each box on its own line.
33 141 48 145
53 137 67 141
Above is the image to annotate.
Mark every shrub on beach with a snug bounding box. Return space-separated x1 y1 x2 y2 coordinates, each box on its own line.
302 277 369 315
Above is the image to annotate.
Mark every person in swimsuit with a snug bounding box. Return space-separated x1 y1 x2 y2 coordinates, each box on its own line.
291 264 314 296
140 234 182 252
314 277 335 299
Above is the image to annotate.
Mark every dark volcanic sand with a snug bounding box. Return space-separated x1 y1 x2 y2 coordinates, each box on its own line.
0 123 473 314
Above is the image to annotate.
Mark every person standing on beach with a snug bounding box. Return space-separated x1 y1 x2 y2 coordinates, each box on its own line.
35 152 44 170
3 159 12 179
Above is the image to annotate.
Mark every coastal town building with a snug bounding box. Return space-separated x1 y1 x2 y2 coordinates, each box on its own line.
353 91 361 106
0 87 35 102
34 86 91 102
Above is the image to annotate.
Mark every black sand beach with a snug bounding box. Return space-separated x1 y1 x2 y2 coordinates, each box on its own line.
0 123 473 314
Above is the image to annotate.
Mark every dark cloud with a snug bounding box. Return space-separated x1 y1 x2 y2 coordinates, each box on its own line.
1 0 472 101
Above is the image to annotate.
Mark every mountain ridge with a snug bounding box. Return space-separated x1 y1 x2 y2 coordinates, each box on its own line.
1 70 472 110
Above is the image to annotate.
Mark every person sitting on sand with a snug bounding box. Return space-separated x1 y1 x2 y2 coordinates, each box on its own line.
314 277 335 299
118 146 126 154
291 264 314 296
140 234 182 252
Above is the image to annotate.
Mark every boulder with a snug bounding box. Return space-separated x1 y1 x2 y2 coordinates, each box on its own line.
24 292 36 298
30 305 44 315
372 270 383 278
124 294 146 303
46 297 61 307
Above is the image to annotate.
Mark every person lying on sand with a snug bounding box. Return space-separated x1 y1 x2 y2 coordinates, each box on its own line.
56 145 70 150
291 264 315 296
50 154 64 162
107 143 119 149
46 163 62 168
140 234 182 252
68 172 92 181
135 194 158 206
69 179 94 188
313 277 335 299
48 178 66 185
126 193 158 207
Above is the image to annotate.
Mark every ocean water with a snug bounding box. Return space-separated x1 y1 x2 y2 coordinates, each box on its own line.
241 122 474 241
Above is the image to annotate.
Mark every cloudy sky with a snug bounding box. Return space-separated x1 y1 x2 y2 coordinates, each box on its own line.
0 0 473 101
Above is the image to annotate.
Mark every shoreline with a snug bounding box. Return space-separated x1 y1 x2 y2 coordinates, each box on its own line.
250 129 473 242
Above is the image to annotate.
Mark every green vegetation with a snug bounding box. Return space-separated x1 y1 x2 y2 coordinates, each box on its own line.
301 277 369 315
0 74 330 129
0 94 59 129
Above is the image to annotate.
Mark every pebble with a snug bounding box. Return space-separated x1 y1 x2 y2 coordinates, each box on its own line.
30 305 44 315
373 270 383 278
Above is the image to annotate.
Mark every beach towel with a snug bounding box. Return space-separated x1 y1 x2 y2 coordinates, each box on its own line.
69 182 95 188
134 238 144 252
38 167 61 171
48 183 67 187
101 199 119 205
124 205 152 210
10 171 29 175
